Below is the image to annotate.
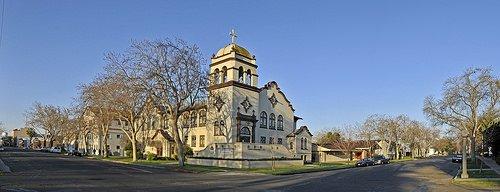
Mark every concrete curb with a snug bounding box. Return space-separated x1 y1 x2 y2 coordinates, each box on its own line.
0 157 11 173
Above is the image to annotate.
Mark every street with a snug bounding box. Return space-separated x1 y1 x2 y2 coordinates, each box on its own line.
0 148 490 192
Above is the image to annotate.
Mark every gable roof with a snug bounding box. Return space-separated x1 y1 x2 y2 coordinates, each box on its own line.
260 81 295 112
287 126 313 137
151 129 175 141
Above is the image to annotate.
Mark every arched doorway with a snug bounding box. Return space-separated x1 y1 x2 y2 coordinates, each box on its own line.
240 127 251 143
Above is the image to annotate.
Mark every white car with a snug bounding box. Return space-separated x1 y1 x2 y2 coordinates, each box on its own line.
50 147 62 153
0 147 4 151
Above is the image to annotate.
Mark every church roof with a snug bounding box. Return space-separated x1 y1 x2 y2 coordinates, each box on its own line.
287 126 313 137
213 43 253 59
152 129 175 141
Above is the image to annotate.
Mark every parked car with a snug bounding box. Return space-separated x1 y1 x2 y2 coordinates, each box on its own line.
0 147 4 151
356 158 375 167
372 155 390 165
452 155 463 163
50 147 62 153
67 150 82 157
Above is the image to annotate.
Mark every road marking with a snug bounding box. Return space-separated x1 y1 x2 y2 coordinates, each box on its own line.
0 157 11 173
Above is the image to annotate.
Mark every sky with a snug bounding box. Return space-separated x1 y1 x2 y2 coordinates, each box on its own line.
0 1 499 133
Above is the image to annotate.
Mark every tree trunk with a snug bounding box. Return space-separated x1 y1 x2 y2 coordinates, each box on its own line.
132 138 137 162
470 135 476 162
103 133 109 158
396 145 400 159
172 115 185 167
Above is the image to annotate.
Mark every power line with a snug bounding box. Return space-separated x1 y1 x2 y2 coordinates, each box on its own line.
0 0 5 48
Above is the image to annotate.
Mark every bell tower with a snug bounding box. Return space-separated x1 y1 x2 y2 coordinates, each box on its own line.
208 29 260 143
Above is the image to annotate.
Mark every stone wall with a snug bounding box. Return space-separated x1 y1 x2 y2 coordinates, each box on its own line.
193 142 297 160
187 157 303 169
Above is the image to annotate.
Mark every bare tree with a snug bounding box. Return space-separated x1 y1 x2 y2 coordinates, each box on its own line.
25 102 70 148
80 76 120 157
424 67 499 160
105 39 207 166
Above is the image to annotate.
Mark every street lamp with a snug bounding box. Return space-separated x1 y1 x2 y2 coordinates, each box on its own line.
461 133 469 179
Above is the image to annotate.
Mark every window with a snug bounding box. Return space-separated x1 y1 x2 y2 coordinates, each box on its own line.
269 113 276 129
260 112 267 128
240 127 251 143
238 67 244 83
269 137 274 144
277 138 283 144
222 66 228 83
245 69 252 85
219 120 225 136
191 135 197 147
116 134 121 139
300 138 304 149
199 135 205 147
260 136 266 144
277 115 283 130
290 142 294 150
184 136 188 143
116 146 120 150
190 112 197 127
199 110 207 126
213 121 220 136
214 68 220 84
304 138 308 149
182 113 189 128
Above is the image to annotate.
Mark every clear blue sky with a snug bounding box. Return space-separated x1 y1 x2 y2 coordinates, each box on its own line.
1 1 499 132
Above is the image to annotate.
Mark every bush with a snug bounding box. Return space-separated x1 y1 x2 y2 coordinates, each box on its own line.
146 152 156 161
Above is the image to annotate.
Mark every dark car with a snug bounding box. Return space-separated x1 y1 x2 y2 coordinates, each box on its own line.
372 155 390 165
356 158 375 167
451 155 462 163
67 150 83 157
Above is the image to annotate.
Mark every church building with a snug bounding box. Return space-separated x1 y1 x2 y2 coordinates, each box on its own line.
163 30 314 168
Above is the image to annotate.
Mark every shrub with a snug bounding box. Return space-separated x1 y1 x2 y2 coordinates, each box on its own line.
146 152 156 161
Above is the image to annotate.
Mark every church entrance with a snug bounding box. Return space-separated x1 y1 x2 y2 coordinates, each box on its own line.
236 112 257 143
240 127 251 143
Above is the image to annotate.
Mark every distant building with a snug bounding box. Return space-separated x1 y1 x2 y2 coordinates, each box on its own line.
11 127 31 148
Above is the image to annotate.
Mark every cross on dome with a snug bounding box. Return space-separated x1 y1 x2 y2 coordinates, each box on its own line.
230 29 237 44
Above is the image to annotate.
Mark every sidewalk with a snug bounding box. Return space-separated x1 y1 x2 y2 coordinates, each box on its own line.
478 156 500 175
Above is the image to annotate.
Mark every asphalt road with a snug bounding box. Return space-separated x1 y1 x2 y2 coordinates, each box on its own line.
0 148 490 192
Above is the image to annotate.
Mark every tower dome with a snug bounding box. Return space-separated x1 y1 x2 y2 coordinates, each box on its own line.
213 43 253 59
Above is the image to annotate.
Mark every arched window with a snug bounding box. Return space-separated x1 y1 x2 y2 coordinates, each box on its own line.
303 138 308 149
269 113 276 129
245 69 252 85
198 110 206 127
240 127 251 143
222 67 228 83
214 68 220 84
182 113 189 128
260 112 267 128
300 138 304 149
219 120 225 136
238 67 244 83
213 121 220 136
190 112 197 127
277 115 283 130
290 142 294 150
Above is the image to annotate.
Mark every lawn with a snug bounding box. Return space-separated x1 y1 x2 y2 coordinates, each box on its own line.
98 156 177 167
454 180 500 190
391 157 415 163
180 161 355 175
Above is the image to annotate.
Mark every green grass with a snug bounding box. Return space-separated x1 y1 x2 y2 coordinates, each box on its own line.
466 159 490 169
391 157 415 163
179 161 355 175
248 163 353 175
461 170 500 178
454 180 500 190
99 156 177 166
